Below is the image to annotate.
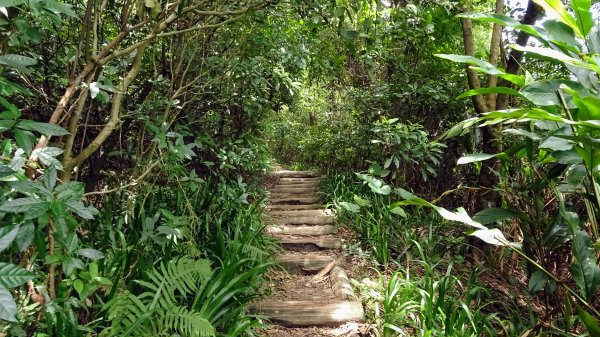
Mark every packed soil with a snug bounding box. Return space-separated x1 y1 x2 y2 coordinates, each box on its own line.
266 271 338 302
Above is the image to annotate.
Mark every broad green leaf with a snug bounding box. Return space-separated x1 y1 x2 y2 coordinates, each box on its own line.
0 198 43 213
472 208 515 224
0 286 17 322
42 0 78 17
353 195 371 206
576 305 600 337
540 136 572 151
457 153 496 165
457 87 521 100
43 165 57 190
435 54 499 74
589 26 600 53
469 228 509 246
0 262 34 288
0 225 19 252
458 12 542 38
570 0 594 37
13 128 35 155
65 200 98 220
389 206 406 218
571 230 600 299
0 0 25 7
31 147 64 170
520 79 587 107
503 128 541 140
17 120 69 136
0 54 37 74
339 201 360 213
511 45 599 72
533 0 580 37
542 20 581 53
554 149 583 164
528 270 549 293
0 165 15 178
76 248 105 260
15 223 34 252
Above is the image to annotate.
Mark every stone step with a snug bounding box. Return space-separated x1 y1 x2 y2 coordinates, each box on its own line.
269 196 321 205
277 236 342 250
270 186 317 194
267 225 337 236
275 253 335 273
273 215 335 225
269 209 333 218
274 170 320 178
250 300 364 327
266 204 324 211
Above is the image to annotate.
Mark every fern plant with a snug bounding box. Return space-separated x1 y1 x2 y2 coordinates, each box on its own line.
100 257 215 337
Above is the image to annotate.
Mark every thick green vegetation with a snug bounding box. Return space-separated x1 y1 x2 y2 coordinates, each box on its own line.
0 0 599 336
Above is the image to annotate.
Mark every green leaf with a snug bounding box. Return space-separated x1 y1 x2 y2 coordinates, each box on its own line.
511 45 598 71
0 262 34 288
0 225 19 253
76 248 105 260
0 0 25 7
31 147 64 170
571 0 594 37
458 12 542 38
43 165 57 191
520 79 587 107
0 165 15 178
353 195 371 206
571 230 600 299
540 136 573 151
0 198 43 213
0 54 37 74
73 279 84 296
576 305 600 337
528 270 549 294
435 54 499 74
457 87 521 100
42 0 78 18
533 0 580 37
15 223 34 252
13 128 35 155
17 120 69 136
339 202 360 213
469 228 509 246
457 153 496 165
65 200 98 220
0 286 17 322
389 206 406 218
472 208 515 224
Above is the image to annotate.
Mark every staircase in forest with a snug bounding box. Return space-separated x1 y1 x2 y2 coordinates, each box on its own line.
251 170 364 336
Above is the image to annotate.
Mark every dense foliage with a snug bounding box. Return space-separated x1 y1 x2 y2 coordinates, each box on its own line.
0 0 599 336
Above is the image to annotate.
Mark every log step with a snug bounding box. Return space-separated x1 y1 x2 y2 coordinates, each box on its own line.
267 225 337 236
269 209 333 218
274 215 335 225
274 170 320 178
277 236 342 250
266 204 325 211
279 177 321 183
270 186 317 194
269 196 321 205
275 181 320 187
275 254 335 273
250 301 364 327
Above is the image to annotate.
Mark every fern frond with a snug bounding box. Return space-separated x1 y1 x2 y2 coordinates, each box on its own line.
153 305 215 337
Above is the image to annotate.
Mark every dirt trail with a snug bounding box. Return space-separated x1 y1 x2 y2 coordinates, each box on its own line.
252 170 364 337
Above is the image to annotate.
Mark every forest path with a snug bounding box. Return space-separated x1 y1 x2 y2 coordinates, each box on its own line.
252 169 365 337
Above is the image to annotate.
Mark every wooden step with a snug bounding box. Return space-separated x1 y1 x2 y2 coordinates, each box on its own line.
269 209 333 218
276 181 319 187
274 215 335 225
250 301 365 327
277 236 342 250
270 186 317 194
267 225 337 236
269 196 321 205
279 177 321 183
275 254 335 273
274 170 320 178
267 204 324 211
